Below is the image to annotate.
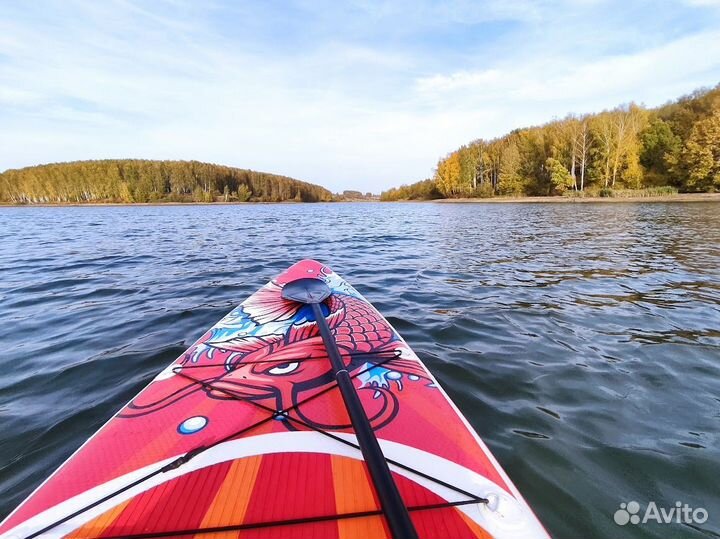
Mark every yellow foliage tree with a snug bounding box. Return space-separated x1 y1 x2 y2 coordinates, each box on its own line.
435 152 463 197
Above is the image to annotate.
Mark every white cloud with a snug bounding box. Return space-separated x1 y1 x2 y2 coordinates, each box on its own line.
684 0 720 6
417 30 720 102
1 1 719 192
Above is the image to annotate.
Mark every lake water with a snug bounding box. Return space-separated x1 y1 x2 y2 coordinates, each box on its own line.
1 202 719 538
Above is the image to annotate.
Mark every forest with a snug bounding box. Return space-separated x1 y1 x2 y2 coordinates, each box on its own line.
381 84 720 200
0 160 333 204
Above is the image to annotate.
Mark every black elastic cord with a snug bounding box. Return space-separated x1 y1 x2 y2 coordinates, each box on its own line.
175 365 489 505
25 467 168 539
24 349 484 539
24 414 278 539
99 499 481 539
21 352 402 538
177 349 401 368
280 409 489 504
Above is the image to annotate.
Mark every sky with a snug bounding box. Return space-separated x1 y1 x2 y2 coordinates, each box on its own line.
1 1 720 193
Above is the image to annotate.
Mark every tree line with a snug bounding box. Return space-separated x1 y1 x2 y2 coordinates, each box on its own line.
381 83 720 200
0 160 333 204
334 190 378 200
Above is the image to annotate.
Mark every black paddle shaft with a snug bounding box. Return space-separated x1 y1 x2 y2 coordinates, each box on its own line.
309 301 419 539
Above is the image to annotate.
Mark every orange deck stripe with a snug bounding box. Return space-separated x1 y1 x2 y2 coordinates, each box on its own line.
458 509 494 539
63 498 131 538
330 455 389 539
193 455 263 539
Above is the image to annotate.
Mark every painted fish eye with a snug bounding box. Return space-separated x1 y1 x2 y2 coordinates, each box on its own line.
267 361 300 375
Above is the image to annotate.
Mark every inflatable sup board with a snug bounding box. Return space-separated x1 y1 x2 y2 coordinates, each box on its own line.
0 260 550 539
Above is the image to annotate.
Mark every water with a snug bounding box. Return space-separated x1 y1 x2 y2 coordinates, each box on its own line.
1 202 719 538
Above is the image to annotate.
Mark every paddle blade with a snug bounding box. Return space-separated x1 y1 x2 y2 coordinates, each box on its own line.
281 278 331 304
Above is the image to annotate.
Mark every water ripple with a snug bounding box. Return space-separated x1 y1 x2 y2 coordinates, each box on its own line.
1 202 719 538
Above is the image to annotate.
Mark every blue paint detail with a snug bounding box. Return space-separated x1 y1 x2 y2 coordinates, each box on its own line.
178 415 208 434
358 363 404 391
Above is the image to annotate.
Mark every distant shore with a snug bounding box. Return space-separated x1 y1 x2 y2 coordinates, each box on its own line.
0 200 311 207
0 199 379 207
432 193 720 204
2 193 719 207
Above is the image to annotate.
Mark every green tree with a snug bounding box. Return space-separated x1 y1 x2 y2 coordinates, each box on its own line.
640 117 681 181
546 157 574 194
237 184 252 202
379 179 442 201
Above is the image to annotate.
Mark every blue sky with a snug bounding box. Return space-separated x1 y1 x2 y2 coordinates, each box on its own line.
1 0 719 192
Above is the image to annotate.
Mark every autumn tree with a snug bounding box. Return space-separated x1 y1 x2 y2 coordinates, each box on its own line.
485 140 504 192
613 105 647 187
0 160 332 204
435 152 464 197
592 112 616 188
498 139 524 195
576 119 592 191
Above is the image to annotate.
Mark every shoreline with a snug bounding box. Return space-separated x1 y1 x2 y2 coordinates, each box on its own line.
1 193 718 207
431 193 720 204
0 199 377 207
0 200 328 207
